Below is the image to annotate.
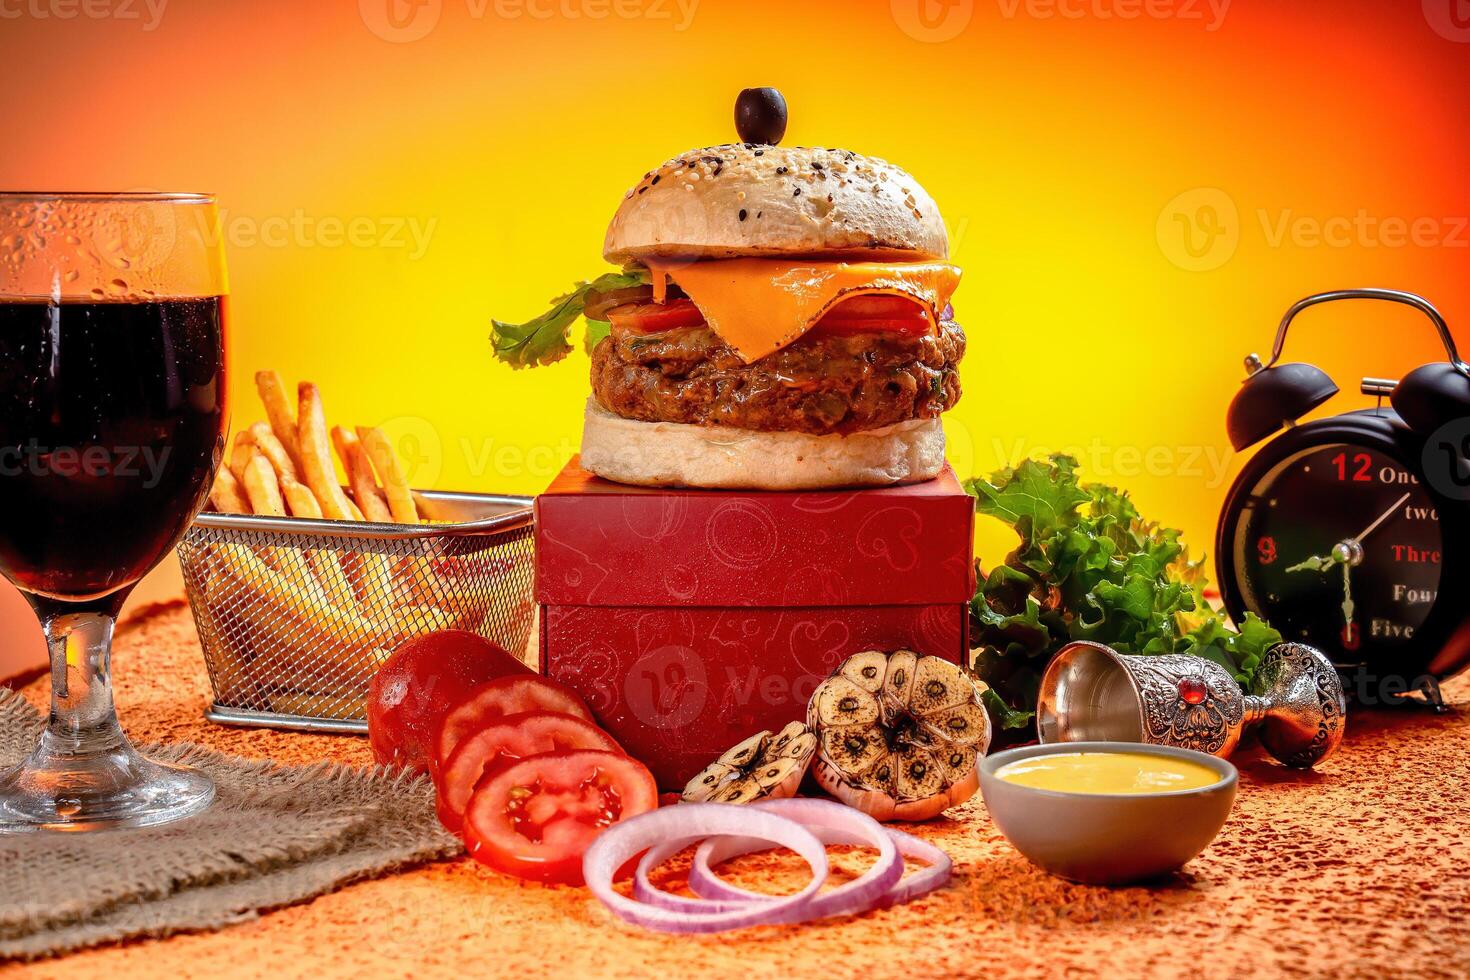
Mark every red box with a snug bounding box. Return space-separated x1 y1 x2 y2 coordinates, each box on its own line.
535 459 975 789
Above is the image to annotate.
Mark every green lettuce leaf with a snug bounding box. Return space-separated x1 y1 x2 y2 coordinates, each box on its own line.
968 453 1284 726
583 319 612 354
981 688 1035 731
967 457 1089 540
491 271 647 368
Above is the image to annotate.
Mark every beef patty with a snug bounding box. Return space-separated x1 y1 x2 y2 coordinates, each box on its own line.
589 319 965 435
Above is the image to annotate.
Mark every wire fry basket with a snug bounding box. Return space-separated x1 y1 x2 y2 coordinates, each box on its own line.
177 491 535 734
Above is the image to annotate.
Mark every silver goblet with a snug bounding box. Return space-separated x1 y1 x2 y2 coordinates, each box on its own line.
1036 641 1347 768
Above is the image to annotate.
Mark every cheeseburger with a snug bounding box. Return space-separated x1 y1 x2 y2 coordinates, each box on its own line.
493 89 964 490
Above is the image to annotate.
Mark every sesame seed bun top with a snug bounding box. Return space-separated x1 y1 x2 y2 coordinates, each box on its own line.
602 144 949 265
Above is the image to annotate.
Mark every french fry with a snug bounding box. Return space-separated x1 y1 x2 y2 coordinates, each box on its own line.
332 426 392 523
247 475 354 615
193 546 265 706
241 451 286 517
296 383 358 521
229 431 256 483
309 549 357 608
249 421 299 483
214 540 453 669
280 475 323 519
210 467 250 514
211 544 380 687
356 426 419 524
242 455 328 600
344 549 396 611
203 374 476 716
255 370 303 471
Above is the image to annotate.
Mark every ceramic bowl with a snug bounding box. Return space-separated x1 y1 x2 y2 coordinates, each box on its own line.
978 741 1237 885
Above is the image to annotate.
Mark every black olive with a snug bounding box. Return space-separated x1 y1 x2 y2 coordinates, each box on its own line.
735 87 788 146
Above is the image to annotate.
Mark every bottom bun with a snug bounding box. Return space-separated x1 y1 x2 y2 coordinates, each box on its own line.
579 398 947 490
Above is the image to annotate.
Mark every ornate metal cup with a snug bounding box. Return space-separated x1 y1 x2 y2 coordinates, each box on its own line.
1036 642 1347 768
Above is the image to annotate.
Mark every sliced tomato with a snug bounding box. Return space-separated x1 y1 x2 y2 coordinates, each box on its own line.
814 317 932 336
606 298 706 333
436 711 623 833
433 675 594 775
463 749 658 885
825 294 931 317
812 293 933 337
366 630 532 774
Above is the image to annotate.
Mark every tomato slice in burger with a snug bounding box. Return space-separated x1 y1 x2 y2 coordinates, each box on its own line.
436 711 623 833
463 749 658 885
812 294 934 337
434 675 594 776
606 298 706 334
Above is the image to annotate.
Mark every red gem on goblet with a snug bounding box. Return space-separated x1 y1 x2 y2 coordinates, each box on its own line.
1178 678 1208 705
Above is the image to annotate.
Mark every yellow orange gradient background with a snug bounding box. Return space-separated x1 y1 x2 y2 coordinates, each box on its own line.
2 0 1469 676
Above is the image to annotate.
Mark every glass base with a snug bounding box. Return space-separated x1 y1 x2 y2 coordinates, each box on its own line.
0 734 215 833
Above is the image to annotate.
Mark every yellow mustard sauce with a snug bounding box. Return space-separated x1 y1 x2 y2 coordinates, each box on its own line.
995 751 1222 795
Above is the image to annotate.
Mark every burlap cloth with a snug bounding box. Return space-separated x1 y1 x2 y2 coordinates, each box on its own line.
4 599 1470 979
0 625 459 963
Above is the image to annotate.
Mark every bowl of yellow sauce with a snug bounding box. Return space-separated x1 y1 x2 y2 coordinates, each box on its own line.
979 742 1237 885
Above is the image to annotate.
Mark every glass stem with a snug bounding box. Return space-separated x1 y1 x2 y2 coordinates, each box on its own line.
30 592 131 762
43 612 124 755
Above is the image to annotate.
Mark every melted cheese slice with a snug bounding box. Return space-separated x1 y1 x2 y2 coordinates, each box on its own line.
646 258 962 363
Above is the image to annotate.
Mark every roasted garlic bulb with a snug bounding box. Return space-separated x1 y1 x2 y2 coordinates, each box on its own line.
681 721 818 804
807 650 990 821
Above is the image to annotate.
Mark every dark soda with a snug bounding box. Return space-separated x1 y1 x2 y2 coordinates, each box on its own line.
0 297 226 601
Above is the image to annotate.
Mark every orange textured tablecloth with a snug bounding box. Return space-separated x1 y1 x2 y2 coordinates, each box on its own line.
8 600 1470 980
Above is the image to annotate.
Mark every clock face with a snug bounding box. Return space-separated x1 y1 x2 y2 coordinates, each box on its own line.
1229 443 1443 663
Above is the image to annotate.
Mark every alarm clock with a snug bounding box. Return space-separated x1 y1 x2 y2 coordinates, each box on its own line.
1216 289 1470 709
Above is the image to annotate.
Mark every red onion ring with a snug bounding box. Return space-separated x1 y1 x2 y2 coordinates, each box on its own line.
634 798 899 921
692 799 953 907
582 804 829 934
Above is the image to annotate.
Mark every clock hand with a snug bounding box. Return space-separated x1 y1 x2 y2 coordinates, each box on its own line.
1351 491 1412 544
1341 561 1355 631
1286 491 1412 576
1287 553 1336 574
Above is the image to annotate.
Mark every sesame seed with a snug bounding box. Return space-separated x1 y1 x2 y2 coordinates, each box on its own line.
651 175 661 185
738 209 748 221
